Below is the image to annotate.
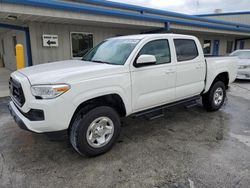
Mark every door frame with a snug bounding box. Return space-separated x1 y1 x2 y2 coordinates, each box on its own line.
0 23 32 67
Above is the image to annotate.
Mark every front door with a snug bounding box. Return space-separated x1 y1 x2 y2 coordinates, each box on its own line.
213 40 220 56
131 39 176 112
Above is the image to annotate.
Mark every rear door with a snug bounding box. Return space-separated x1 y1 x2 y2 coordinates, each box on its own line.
131 39 176 112
174 38 206 100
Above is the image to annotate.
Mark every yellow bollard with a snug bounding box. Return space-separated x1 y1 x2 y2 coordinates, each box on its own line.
16 44 25 70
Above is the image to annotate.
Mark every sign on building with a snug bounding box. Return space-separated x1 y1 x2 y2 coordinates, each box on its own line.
42 34 58 47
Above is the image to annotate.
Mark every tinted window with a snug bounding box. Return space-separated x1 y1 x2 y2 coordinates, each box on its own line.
71 33 93 58
174 39 198 62
138 40 171 65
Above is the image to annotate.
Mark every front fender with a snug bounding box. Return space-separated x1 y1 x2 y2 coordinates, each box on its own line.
72 86 131 115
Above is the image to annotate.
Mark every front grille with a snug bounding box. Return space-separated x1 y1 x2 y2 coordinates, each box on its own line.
9 77 26 107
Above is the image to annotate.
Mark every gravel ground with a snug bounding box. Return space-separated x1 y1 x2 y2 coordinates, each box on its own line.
0 80 250 188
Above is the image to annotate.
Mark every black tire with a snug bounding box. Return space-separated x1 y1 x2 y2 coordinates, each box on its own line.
202 81 226 111
70 106 121 157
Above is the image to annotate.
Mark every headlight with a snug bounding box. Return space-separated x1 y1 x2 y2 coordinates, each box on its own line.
31 84 70 99
239 65 250 69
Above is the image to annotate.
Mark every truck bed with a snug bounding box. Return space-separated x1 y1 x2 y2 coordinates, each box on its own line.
204 56 238 92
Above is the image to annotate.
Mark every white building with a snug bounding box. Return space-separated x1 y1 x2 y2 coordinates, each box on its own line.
1 0 250 71
197 11 250 50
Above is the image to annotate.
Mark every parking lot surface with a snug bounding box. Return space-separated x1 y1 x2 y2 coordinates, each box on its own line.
0 80 250 188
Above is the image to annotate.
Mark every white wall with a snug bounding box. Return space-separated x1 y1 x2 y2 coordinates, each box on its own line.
235 39 250 50
198 35 235 55
0 30 28 71
28 22 141 65
204 14 250 25
244 40 250 49
1 21 247 70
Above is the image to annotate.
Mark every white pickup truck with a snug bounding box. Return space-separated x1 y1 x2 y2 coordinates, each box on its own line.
9 34 237 156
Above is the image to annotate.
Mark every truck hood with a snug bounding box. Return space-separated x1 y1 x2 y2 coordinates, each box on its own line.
237 59 250 66
18 60 125 85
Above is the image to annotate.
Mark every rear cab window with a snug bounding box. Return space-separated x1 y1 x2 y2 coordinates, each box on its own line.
174 39 199 62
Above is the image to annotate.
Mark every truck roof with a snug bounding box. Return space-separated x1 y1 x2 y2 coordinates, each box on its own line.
110 33 194 40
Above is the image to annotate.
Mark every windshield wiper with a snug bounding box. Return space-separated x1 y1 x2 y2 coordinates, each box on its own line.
91 60 112 65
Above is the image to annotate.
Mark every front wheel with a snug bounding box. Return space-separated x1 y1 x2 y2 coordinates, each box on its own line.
202 81 226 111
70 106 121 157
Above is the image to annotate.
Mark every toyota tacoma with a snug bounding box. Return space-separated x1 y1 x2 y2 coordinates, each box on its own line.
9 34 237 156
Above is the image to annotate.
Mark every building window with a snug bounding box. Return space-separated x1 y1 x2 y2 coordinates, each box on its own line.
13 36 17 56
203 40 211 54
70 32 93 58
174 39 198 62
1 39 5 55
226 41 233 53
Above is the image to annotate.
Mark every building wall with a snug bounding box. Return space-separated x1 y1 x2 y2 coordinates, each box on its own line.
201 14 250 51
0 30 28 71
200 35 235 55
28 22 242 66
236 39 250 50
204 14 250 25
28 22 141 65
198 36 235 55
244 40 250 49
1 3 163 30
0 21 248 70
171 23 250 36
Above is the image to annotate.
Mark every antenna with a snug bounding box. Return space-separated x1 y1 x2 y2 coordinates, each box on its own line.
214 9 223 13
196 0 200 14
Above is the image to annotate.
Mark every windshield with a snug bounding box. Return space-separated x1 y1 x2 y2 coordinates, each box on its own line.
82 39 140 65
230 51 250 59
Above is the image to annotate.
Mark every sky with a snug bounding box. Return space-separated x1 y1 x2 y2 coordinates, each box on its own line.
109 0 250 15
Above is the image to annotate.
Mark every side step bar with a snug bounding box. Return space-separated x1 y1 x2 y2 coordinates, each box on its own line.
131 95 200 119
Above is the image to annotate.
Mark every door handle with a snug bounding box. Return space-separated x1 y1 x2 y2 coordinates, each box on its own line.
195 65 203 69
165 69 175 74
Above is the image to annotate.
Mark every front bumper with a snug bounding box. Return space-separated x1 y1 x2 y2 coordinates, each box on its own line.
9 101 68 139
9 102 31 132
8 100 73 133
237 69 250 80
9 101 47 133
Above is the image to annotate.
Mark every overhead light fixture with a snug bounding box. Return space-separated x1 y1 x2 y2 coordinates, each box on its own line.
7 15 18 20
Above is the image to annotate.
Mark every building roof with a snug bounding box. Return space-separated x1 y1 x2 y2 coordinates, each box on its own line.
2 0 250 33
196 11 250 17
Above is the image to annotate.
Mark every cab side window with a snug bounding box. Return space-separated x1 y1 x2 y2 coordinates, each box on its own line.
138 40 171 65
174 39 198 62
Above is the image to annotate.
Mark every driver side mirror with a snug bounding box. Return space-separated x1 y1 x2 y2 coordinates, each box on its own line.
135 55 157 67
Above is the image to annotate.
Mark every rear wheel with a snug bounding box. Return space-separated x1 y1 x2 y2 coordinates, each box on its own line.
70 106 121 157
202 81 226 111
